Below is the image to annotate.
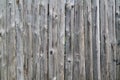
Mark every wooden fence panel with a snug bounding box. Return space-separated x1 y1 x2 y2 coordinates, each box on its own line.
0 0 119 80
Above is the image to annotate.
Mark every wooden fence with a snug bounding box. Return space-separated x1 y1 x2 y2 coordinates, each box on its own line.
0 0 120 80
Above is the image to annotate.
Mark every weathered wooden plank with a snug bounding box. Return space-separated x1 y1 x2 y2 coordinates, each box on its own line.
0 11 2 78
15 0 24 80
104 1 111 79
57 0 65 80
115 0 120 80
91 0 101 80
99 0 116 80
99 0 107 80
39 0 48 80
79 0 86 79
22 0 31 80
107 0 116 80
111 1 117 79
23 1 33 80
31 0 40 80
84 0 93 80
64 0 74 80
0 0 7 80
6 0 16 80
1 0 8 80
73 0 86 80
73 0 81 80
48 0 58 80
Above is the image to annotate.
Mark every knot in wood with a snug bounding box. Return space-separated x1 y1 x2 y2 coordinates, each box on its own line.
34 31 39 36
66 2 74 10
116 11 119 16
8 1 12 5
53 12 58 20
113 59 120 65
49 49 54 55
71 5 74 8
67 57 72 62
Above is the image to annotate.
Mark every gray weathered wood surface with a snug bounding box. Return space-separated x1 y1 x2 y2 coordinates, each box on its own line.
0 0 119 80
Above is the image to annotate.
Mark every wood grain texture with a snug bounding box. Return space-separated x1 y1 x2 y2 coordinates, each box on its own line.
6 0 16 80
57 0 65 80
48 0 58 80
116 0 120 80
91 0 101 80
0 0 7 80
39 0 48 80
84 0 93 80
65 0 74 80
0 0 119 80
15 0 24 80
